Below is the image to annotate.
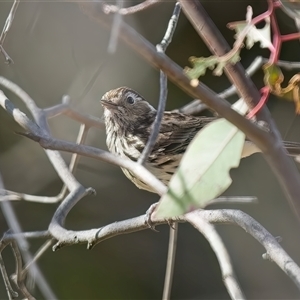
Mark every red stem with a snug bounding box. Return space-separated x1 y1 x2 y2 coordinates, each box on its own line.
247 87 271 119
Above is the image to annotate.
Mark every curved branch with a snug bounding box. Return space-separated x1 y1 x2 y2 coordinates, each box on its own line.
185 213 245 300
196 209 300 290
102 0 159 15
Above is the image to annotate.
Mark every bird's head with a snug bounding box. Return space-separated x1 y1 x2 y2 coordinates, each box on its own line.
101 87 156 132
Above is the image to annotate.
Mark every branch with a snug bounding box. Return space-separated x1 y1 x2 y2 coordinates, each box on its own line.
0 252 18 300
102 0 159 15
139 2 181 164
162 223 178 300
9 207 297 291
44 95 105 129
0 174 57 299
0 78 81 192
185 213 245 300
107 0 123 54
197 209 300 289
10 241 35 300
22 131 167 196
0 0 19 63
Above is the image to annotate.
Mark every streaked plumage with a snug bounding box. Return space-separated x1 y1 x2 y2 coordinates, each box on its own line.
101 87 300 193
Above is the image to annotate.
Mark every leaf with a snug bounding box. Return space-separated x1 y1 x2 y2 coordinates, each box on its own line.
263 63 284 88
185 56 219 79
213 52 241 76
263 63 300 114
154 118 246 218
185 51 241 79
228 7 273 50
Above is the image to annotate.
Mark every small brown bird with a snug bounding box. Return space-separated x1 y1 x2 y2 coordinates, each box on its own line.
101 86 300 193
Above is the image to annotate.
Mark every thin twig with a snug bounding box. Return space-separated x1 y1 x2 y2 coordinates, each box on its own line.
102 0 159 15
139 5 182 299
44 95 105 129
58 124 90 201
25 132 167 196
0 79 81 192
107 0 123 53
206 196 258 206
2 231 50 241
138 2 181 165
10 241 35 300
0 174 57 299
0 0 19 63
0 252 18 299
0 125 90 204
276 59 300 70
23 240 54 276
176 56 265 115
162 223 178 300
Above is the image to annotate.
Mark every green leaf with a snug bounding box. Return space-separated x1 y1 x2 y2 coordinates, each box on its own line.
185 52 241 79
185 56 219 79
154 119 246 218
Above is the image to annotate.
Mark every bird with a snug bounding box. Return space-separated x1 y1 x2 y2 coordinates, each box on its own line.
101 86 300 193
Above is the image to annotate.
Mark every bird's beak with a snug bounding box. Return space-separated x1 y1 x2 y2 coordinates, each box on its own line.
100 99 118 110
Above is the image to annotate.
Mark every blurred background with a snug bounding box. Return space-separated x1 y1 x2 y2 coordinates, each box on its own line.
1 0 300 299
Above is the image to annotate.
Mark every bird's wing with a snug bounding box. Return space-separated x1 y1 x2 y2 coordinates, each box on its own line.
151 112 216 156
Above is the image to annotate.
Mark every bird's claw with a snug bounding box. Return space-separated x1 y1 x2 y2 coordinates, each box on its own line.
145 203 159 232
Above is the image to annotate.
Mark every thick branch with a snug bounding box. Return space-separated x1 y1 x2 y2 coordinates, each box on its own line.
11 207 298 291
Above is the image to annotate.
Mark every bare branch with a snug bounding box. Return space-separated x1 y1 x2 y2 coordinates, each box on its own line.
197 209 300 290
44 95 104 129
176 56 265 115
3 231 50 241
138 2 181 165
0 189 65 203
162 223 178 300
23 240 54 276
0 0 19 63
0 85 81 192
10 241 35 300
23 131 167 196
0 174 57 299
102 0 159 15
26 205 300 292
107 0 123 53
206 196 258 206
58 124 90 201
0 252 18 300
185 213 245 300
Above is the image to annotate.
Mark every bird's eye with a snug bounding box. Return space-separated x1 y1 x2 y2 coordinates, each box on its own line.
126 96 135 104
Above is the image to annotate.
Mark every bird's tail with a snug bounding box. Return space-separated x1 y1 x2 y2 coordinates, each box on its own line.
242 141 300 158
284 141 300 156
